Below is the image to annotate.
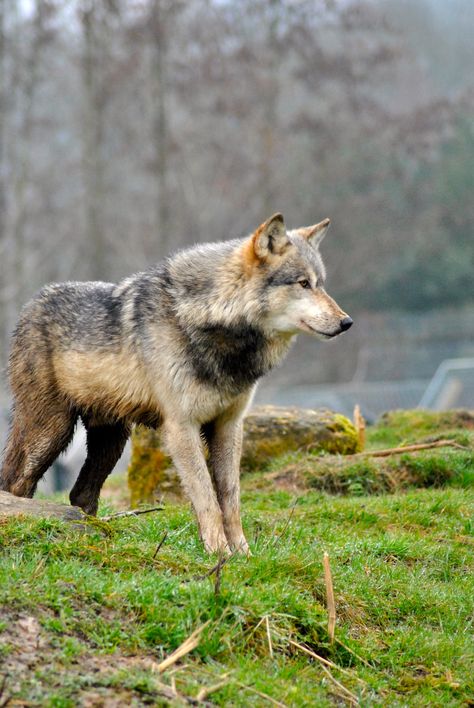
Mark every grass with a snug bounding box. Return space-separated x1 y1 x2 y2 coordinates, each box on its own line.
247 409 474 496
0 410 473 706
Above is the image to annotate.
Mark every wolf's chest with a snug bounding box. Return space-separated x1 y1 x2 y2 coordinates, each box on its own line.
186 322 270 393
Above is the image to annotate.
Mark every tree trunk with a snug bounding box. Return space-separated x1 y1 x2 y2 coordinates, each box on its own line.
260 0 280 216
80 1 106 281
10 0 47 313
149 0 170 253
0 0 7 366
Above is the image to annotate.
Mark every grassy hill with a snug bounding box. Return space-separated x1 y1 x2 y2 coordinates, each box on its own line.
0 411 473 706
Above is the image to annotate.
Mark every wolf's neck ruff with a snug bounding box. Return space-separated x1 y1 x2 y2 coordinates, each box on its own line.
149 250 294 394
185 320 280 392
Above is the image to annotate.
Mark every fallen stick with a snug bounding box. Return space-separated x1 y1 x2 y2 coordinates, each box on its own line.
323 552 336 644
350 439 467 458
100 506 164 521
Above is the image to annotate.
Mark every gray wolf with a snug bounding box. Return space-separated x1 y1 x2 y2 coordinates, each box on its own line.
0 213 352 553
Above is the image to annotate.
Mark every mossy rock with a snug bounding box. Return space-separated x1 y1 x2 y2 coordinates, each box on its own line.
241 406 359 470
128 406 359 507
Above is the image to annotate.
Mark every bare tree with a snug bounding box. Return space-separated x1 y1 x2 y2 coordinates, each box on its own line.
79 0 108 280
0 0 6 366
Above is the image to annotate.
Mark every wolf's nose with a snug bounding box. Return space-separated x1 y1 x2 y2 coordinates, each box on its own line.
340 316 353 332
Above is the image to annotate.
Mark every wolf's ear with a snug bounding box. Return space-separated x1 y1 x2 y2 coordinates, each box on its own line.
299 218 330 248
253 213 289 260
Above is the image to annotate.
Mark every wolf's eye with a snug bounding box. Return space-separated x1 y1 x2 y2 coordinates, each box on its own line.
299 279 311 289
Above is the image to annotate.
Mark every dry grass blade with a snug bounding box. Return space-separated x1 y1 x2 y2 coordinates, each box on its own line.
320 663 359 705
286 638 366 685
155 621 210 674
353 404 366 451
101 506 164 521
351 439 467 458
195 674 231 702
323 552 336 644
235 680 288 707
154 680 189 705
271 497 299 547
334 638 374 668
265 615 274 658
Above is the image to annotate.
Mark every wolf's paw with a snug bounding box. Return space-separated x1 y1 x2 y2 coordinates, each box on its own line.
225 528 251 556
201 527 231 556
69 490 98 516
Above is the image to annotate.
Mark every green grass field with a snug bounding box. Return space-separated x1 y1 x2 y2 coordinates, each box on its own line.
1 411 473 706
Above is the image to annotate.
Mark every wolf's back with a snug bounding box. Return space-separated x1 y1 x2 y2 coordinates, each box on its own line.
7 281 124 395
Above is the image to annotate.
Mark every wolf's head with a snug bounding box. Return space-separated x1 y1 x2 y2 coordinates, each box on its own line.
246 213 352 340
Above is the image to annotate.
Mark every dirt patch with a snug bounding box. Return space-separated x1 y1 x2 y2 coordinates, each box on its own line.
0 609 181 707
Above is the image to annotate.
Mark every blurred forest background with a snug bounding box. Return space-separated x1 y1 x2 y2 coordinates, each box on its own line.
0 0 473 423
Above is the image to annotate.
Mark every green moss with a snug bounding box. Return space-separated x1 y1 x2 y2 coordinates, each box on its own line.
368 409 474 449
328 413 362 454
127 426 176 507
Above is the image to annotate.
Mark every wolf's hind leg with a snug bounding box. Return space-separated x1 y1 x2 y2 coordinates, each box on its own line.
69 422 130 516
207 418 250 555
0 407 76 498
162 419 229 555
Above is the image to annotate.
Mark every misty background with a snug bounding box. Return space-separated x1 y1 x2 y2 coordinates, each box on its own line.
0 0 473 473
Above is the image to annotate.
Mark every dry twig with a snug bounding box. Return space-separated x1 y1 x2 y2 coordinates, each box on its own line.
194 551 234 581
153 531 168 558
323 552 336 644
350 439 467 458
101 506 164 521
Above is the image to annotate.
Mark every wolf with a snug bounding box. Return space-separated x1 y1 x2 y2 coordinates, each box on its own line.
0 213 352 553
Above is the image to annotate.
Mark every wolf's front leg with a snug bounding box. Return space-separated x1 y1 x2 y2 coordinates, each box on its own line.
208 417 250 555
162 420 229 554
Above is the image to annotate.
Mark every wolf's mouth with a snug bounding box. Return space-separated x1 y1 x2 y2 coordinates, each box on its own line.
299 320 335 338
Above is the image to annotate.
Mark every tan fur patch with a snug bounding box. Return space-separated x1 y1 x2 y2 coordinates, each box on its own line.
53 350 159 422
